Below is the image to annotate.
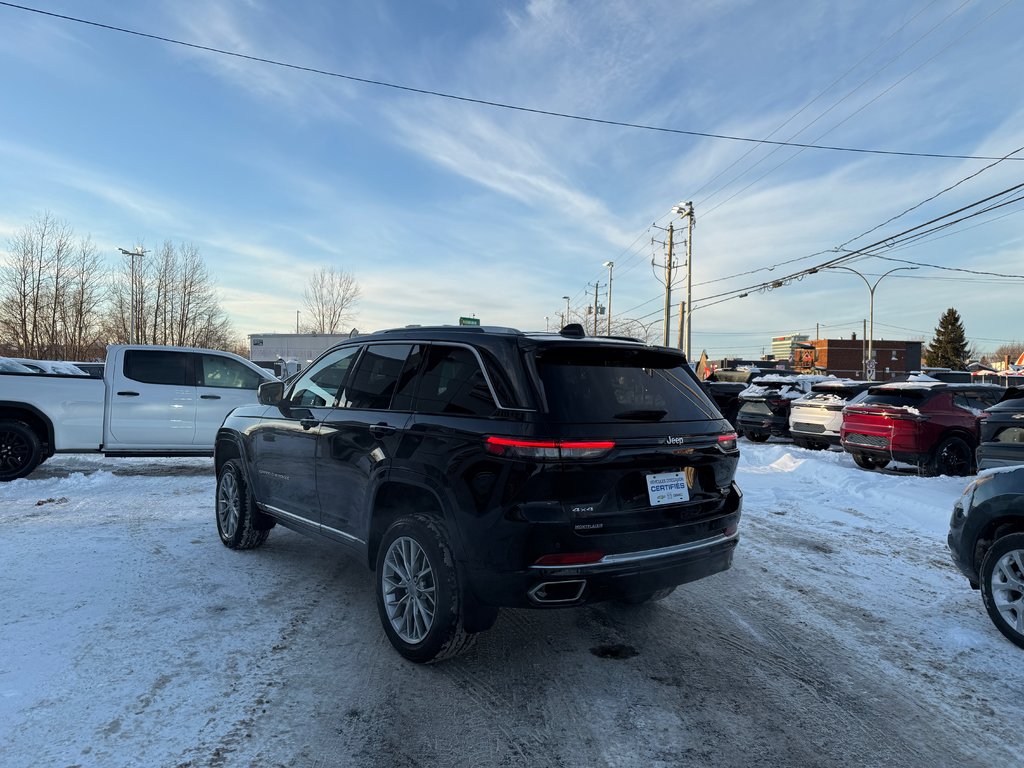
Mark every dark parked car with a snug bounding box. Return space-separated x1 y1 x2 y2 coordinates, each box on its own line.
977 387 1024 470
841 381 1004 475
947 466 1024 649
702 367 800 427
214 324 742 662
735 374 829 443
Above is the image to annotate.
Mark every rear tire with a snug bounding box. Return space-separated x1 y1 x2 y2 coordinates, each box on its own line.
376 514 477 663
744 430 769 443
853 454 888 471
923 436 974 477
216 459 271 549
980 533 1024 650
0 419 43 482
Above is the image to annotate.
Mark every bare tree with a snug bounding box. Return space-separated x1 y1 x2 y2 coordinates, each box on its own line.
106 240 235 350
301 266 361 334
0 212 91 358
993 341 1024 366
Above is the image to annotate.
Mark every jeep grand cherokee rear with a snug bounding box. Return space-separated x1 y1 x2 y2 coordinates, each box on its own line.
214 325 741 662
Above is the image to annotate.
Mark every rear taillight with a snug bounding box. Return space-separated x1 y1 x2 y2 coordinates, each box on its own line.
534 551 605 566
717 432 738 452
484 436 615 460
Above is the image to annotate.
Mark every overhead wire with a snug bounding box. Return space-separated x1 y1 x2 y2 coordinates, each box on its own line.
0 1 1020 163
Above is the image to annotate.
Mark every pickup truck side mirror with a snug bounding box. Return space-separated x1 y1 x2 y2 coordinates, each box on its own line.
258 380 285 405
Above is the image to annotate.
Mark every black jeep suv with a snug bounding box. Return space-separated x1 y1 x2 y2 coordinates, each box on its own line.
214 324 742 662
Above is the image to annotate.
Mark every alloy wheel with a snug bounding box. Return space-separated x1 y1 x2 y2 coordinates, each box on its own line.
0 429 30 475
217 470 241 538
989 548 1024 636
382 536 436 644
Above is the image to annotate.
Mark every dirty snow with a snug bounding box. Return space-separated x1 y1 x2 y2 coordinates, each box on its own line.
1 447 1021 767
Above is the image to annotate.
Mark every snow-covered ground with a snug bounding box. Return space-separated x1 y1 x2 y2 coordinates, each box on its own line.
1 444 1020 767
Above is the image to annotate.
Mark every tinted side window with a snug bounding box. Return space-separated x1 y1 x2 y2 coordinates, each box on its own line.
288 346 359 408
415 346 497 417
342 344 413 410
199 354 265 389
123 350 191 386
390 345 425 412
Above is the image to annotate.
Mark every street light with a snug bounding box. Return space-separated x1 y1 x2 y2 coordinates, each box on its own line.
602 261 614 335
118 246 147 344
562 295 571 327
828 265 918 380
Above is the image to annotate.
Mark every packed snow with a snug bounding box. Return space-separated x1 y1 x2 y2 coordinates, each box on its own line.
1 445 1021 767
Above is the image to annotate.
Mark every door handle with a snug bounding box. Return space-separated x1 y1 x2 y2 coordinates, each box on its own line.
200 395 222 400
116 391 140 397
300 418 319 431
369 423 396 437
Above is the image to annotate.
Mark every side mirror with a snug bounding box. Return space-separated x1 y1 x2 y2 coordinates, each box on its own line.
258 380 285 405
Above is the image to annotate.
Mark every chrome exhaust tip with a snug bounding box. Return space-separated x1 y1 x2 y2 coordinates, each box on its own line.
528 579 586 604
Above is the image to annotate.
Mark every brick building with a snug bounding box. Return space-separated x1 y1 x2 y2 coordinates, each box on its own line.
792 338 923 380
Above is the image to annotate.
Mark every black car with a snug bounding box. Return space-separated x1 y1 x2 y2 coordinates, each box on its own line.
214 324 742 662
735 375 825 443
702 367 800 428
948 466 1024 649
977 387 1024 470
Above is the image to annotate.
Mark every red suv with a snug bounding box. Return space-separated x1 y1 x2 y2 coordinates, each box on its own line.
840 381 1004 476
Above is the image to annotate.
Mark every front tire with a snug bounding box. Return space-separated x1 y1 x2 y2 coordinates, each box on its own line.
376 514 476 663
980 533 1024 649
216 459 271 550
0 419 43 481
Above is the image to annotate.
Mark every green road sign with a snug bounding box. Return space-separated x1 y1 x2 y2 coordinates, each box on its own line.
459 317 480 326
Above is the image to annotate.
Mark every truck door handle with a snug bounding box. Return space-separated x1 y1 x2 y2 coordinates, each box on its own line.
369 423 396 437
200 395 221 400
300 418 319 431
116 391 140 397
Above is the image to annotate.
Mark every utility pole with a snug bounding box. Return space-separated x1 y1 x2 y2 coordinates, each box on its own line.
587 282 604 336
118 246 147 345
651 225 676 347
602 261 614 335
677 302 685 350
296 310 300 334
672 202 695 360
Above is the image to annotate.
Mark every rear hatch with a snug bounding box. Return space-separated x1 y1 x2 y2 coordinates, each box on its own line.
528 343 738 537
791 382 870 433
980 387 1024 445
842 386 934 448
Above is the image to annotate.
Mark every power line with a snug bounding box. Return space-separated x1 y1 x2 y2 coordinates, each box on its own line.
1 1 1020 163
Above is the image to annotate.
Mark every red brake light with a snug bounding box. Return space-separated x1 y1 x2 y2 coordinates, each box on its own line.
717 432 738 451
534 551 605 566
484 436 615 460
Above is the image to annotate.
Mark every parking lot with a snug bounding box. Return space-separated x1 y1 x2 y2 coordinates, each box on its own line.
1 444 1020 768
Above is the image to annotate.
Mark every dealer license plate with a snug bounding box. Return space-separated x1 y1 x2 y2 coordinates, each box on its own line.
646 471 690 506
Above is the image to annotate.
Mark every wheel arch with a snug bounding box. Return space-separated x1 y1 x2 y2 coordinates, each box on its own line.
0 402 54 457
971 514 1024 575
368 480 460 570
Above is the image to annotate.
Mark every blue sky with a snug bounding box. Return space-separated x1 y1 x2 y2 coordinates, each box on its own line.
1 0 1022 358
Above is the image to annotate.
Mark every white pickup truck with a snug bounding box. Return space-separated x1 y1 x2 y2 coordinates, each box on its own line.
0 345 275 481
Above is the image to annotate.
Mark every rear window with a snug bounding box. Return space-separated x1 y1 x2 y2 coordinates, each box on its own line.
861 389 932 408
535 346 718 422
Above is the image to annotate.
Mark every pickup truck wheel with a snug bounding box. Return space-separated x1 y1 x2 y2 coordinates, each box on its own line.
924 436 973 477
216 459 270 550
0 419 42 481
376 514 476 663
980 533 1024 649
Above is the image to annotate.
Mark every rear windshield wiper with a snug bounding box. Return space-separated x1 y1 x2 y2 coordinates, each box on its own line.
614 409 668 421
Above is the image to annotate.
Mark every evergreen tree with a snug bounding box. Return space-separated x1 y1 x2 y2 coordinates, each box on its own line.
924 308 970 369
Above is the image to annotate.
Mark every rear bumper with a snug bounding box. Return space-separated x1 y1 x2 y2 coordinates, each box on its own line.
737 414 789 436
466 532 739 608
791 428 841 446
841 441 926 465
976 444 1024 471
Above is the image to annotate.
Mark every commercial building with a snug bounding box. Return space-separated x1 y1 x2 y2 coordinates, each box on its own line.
248 333 352 376
792 337 923 380
770 334 809 363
